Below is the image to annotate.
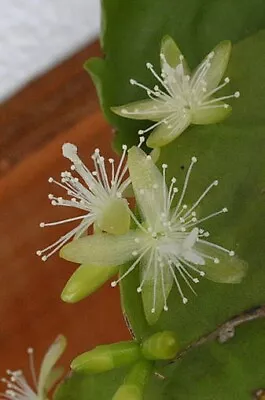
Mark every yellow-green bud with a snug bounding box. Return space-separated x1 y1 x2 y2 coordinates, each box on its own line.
112 360 152 400
71 341 141 373
141 331 179 360
61 264 119 303
112 384 142 400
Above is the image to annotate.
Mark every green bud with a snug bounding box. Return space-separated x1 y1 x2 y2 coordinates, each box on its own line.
97 198 130 235
112 385 142 400
71 341 141 373
112 360 152 400
61 264 119 303
141 331 179 360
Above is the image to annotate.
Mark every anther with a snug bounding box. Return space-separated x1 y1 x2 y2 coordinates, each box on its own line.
137 287 142 293
229 250 235 256
111 281 117 287
183 298 188 304
234 91 240 98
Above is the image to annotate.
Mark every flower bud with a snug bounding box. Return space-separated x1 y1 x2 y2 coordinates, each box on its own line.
141 331 179 360
112 360 152 400
71 341 141 373
61 264 119 303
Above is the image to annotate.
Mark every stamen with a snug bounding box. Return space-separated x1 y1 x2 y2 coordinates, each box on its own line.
173 156 197 217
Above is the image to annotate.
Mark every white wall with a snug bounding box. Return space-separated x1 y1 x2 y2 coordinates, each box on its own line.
0 0 100 101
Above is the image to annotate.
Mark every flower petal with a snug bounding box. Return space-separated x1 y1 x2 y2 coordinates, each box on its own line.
146 112 191 148
160 35 190 72
61 264 119 303
141 262 174 326
195 240 248 283
193 40 232 93
127 146 165 226
60 231 139 266
44 366 65 392
112 99 172 122
97 198 131 235
38 335 67 397
191 102 232 125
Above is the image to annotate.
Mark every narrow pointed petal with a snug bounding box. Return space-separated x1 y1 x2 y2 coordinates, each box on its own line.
127 147 165 226
111 99 171 122
192 102 232 125
44 366 65 392
193 40 231 92
141 262 173 325
203 254 248 283
195 240 248 283
146 112 191 148
97 198 131 235
160 35 189 72
61 264 119 303
60 231 139 265
38 335 67 397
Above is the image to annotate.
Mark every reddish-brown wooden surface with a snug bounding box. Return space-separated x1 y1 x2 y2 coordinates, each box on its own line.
0 41 130 384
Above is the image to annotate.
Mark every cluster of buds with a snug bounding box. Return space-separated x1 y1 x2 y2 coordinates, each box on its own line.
71 331 179 400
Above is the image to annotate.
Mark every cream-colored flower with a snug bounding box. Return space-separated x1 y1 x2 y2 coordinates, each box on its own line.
60 147 247 325
37 143 131 261
112 36 239 148
1 335 66 400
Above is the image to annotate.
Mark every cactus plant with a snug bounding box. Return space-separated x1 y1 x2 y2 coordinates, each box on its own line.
36 0 265 399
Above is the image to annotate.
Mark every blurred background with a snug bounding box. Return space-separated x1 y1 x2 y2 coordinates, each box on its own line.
0 0 129 384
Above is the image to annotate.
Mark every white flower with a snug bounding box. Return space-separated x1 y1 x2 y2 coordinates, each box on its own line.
37 143 131 261
60 147 247 325
112 36 240 148
0 335 66 400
